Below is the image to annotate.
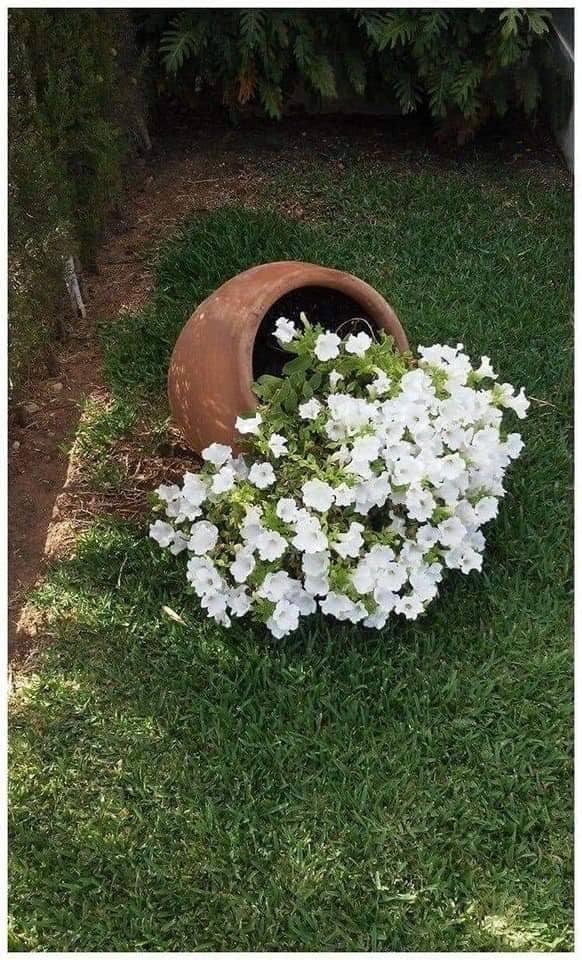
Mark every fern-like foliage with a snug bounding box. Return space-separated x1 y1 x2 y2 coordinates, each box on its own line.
239 10 265 52
160 14 201 73
157 8 553 139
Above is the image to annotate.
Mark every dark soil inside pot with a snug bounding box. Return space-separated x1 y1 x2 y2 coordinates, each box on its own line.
253 285 376 378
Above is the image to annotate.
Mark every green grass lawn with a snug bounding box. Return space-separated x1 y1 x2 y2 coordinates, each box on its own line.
9 156 573 951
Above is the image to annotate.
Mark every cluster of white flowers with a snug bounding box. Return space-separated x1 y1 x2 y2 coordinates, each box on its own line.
151 317 528 638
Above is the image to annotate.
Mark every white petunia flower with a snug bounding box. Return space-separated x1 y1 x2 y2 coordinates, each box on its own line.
236 413 262 435
459 548 483 574
165 495 199 523
334 482 356 506
202 591 231 627
256 529 287 562
345 331 372 356
258 571 294 602
314 331 341 361
394 594 424 620
201 443 232 468
169 531 189 555
155 483 181 504
376 562 408 593
473 496 498 525
287 580 317 616
320 591 353 619
302 478 335 512
248 462 276 489
374 586 399 613
187 556 222 595
329 368 344 391
416 524 439 551
149 519 175 548
474 355 497 380
292 519 328 554
240 506 264 546
409 567 439 602
211 465 236 495
229 455 249 480
276 497 299 523
274 316 297 344
268 433 288 458
333 522 365 559
299 397 322 420
304 573 329 596
230 548 255 584
188 521 219 555
228 587 252 618
392 455 424 487
182 473 209 506
352 560 376 595
368 544 395 566
437 516 467 548
301 550 330 576
363 608 390 629
267 599 300 638
505 387 530 420
367 368 391 398
504 433 524 459
405 485 436 523
351 434 382 463
374 587 398 613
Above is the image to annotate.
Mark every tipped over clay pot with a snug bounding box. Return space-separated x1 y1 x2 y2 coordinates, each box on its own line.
168 261 409 454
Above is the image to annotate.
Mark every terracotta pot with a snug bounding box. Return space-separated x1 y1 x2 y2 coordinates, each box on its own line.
168 261 409 453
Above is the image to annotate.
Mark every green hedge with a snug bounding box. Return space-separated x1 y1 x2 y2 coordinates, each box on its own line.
156 9 551 133
8 10 146 388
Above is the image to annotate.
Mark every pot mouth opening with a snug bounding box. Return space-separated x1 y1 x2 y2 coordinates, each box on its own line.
252 284 375 379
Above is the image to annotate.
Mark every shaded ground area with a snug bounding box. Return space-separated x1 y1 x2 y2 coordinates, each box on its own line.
8 113 573 951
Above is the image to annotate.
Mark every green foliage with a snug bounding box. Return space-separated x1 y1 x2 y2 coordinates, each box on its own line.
8 10 146 388
156 9 551 133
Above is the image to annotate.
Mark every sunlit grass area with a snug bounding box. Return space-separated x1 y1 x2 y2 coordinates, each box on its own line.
9 158 573 951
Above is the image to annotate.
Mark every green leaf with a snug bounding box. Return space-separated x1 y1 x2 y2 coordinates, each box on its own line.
239 10 265 50
258 78 283 119
307 54 337 99
345 49 367 95
293 29 313 70
283 354 311 376
282 385 298 414
252 374 282 400
526 10 551 37
451 62 483 110
393 73 423 114
499 9 523 40
308 371 323 392
159 14 207 73
516 63 541 114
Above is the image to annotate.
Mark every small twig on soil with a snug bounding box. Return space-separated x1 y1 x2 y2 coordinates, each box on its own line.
101 257 148 265
186 176 241 185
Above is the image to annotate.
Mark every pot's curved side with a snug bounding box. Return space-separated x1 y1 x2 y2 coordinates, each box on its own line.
168 261 409 453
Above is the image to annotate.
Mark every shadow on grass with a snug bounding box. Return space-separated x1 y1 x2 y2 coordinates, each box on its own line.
9 510 573 951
